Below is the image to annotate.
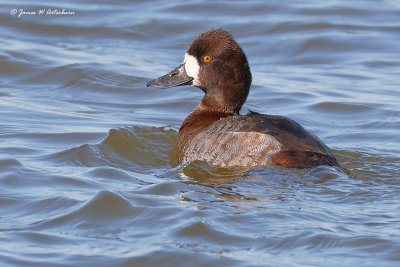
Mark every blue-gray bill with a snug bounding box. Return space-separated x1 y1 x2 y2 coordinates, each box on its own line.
146 63 193 88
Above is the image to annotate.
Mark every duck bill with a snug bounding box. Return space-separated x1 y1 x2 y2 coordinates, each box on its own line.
146 63 193 88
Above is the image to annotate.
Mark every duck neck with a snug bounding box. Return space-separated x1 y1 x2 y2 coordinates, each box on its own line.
196 78 250 114
195 94 239 115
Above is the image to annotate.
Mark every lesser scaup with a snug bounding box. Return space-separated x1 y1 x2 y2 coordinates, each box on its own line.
147 28 339 168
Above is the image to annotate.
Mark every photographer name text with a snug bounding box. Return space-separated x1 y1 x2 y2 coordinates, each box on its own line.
11 8 76 18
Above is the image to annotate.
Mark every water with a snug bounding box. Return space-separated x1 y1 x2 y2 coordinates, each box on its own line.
1 0 400 266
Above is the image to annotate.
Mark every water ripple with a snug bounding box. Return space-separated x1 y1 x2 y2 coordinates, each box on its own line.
1 0 400 266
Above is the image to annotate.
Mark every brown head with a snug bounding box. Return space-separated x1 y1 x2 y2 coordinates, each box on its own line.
147 28 252 114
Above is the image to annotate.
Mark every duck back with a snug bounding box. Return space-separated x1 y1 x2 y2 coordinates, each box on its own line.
177 111 338 168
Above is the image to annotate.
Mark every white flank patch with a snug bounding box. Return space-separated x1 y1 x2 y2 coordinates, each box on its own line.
183 53 200 86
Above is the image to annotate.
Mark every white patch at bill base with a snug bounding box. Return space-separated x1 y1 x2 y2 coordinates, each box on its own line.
183 53 200 86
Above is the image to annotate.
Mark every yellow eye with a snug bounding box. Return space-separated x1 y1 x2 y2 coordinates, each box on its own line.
203 55 212 62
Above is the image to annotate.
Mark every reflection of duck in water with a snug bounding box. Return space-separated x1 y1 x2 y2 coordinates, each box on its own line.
148 29 339 168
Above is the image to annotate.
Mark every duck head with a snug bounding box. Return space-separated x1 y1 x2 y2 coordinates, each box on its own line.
147 28 252 114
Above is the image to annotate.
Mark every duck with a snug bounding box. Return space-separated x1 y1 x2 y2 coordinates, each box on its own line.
147 28 339 168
